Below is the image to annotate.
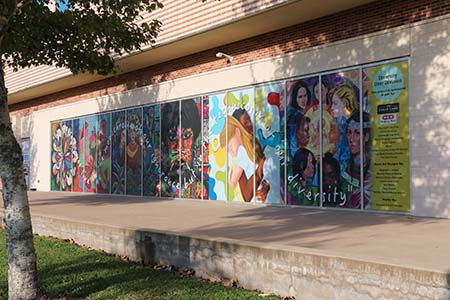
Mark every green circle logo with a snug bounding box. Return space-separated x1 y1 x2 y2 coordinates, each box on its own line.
372 66 405 102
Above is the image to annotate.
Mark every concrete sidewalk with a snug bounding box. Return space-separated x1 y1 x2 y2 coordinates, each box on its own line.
15 191 450 274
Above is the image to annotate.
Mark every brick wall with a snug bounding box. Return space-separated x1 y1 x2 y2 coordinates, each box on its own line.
9 0 450 116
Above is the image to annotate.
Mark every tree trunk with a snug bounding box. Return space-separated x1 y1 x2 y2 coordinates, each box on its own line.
0 66 39 299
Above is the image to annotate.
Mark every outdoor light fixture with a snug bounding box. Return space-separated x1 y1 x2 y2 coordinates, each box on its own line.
216 52 233 63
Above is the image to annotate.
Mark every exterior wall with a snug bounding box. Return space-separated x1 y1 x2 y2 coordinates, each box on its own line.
5 0 288 95
8 0 450 218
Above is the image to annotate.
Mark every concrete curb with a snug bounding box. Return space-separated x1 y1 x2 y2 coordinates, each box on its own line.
19 213 450 300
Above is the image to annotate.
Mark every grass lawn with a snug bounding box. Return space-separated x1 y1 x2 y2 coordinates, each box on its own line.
0 231 279 300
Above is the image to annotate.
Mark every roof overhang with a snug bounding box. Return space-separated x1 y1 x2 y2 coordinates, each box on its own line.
9 0 376 105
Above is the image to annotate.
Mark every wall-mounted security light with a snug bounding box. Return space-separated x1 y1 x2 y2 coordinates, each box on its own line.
216 52 233 63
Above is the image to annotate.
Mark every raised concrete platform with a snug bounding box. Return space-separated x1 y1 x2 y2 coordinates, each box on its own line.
2 192 450 300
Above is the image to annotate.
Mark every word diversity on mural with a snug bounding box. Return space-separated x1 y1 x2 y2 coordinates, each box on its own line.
50 60 410 212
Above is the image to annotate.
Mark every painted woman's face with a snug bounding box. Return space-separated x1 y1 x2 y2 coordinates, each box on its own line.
331 94 346 119
347 123 361 156
315 83 329 109
296 118 310 148
238 112 253 134
304 153 315 178
296 87 308 110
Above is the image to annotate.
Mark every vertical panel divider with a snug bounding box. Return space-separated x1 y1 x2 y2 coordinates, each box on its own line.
141 107 144 197
253 87 256 206
359 68 364 210
283 81 288 207
319 76 323 208
179 100 182 200
124 111 127 195
201 97 204 200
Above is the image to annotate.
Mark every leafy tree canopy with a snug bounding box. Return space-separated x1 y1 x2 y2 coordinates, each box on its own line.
0 0 163 75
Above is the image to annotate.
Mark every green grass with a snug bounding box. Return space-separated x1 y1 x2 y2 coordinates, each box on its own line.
0 231 279 300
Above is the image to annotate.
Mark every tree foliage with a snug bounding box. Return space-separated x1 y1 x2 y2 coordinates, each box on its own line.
0 0 163 75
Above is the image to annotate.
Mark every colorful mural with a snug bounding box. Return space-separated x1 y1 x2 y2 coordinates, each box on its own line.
226 88 257 202
49 60 409 212
126 108 143 196
180 98 203 199
255 83 284 204
143 105 161 197
160 102 180 198
286 76 321 206
321 69 362 208
97 113 111 194
111 111 126 194
208 93 227 201
202 96 209 200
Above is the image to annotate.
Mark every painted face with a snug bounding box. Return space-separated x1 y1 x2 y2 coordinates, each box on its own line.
347 122 361 156
303 153 315 178
296 118 310 147
129 128 137 143
331 94 346 118
239 112 253 134
315 83 329 109
324 162 339 185
296 87 308 110
181 127 194 166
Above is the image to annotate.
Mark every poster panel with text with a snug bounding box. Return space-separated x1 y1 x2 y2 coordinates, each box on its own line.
366 61 410 212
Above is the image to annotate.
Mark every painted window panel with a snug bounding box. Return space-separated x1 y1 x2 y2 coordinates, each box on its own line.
111 111 126 195
321 69 362 208
208 93 227 201
180 98 203 199
202 96 209 200
143 105 161 197
97 113 111 194
72 118 83 192
126 108 143 196
61 120 75 192
160 101 180 198
50 121 62 191
226 88 256 202
286 76 320 206
255 83 284 204
81 116 97 193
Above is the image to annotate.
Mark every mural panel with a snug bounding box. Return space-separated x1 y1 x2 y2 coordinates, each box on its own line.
61 120 75 192
160 102 180 197
111 111 126 194
83 116 97 193
50 122 62 191
97 113 111 194
180 98 203 199
226 88 256 202
208 93 227 201
286 76 321 206
72 118 83 192
321 69 362 208
143 105 161 197
126 108 143 196
255 83 284 204
202 96 209 200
